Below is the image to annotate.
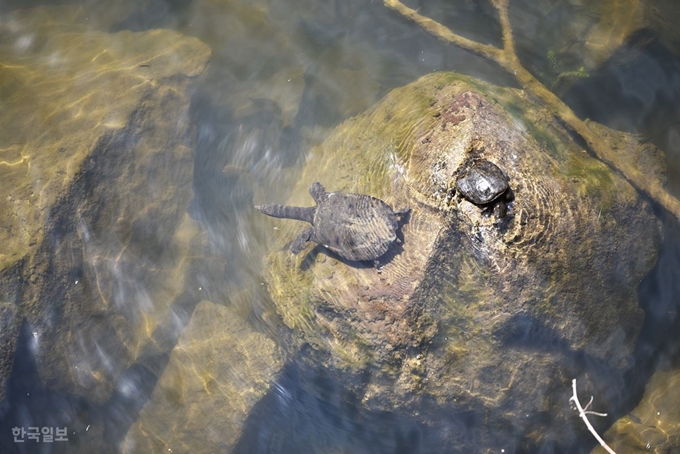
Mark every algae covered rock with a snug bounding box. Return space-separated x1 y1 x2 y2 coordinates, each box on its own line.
259 72 663 450
0 6 211 403
122 300 284 454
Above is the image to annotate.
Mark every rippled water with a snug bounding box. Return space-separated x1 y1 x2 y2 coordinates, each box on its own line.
2 0 680 453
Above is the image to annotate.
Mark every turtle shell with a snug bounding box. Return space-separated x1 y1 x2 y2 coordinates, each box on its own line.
313 192 399 261
455 159 509 205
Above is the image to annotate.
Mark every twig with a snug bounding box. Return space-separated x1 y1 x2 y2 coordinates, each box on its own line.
383 0 680 220
569 379 617 454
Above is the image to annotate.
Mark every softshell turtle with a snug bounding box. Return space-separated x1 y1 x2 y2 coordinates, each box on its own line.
256 182 409 265
455 159 511 218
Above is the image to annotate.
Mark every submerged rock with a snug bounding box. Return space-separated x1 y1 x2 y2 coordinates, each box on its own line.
259 72 663 450
0 7 210 403
593 367 680 454
122 300 284 454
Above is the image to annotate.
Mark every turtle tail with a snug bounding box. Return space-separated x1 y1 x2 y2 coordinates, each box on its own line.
255 204 315 224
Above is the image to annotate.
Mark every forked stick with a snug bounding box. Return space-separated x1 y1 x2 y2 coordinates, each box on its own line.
569 379 617 454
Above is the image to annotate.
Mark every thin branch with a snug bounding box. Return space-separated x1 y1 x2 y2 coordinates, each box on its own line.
570 379 617 454
492 0 516 57
584 396 594 411
383 0 503 62
585 410 609 417
383 0 680 220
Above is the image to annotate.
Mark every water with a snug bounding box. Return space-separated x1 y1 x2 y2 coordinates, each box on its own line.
1 0 680 453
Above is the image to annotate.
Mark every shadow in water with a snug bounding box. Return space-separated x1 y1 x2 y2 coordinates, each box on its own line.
494 312 574 354
297 209 411 271
233 346 613 453
627 210 680 385
233 351 471 454
0 273 207 454
0 322 102 454
298 245 374 271
297 237 408 272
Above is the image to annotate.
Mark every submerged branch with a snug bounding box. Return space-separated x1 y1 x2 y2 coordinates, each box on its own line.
383 0 503 62
384 0 680 220
570 379 617 454
492 0 515 57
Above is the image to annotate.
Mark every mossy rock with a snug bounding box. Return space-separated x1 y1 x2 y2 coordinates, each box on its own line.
259 72 663 449
123 301 284 454
0 5 211 404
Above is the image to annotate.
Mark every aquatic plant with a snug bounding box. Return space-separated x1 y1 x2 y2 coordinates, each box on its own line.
547 50 589 88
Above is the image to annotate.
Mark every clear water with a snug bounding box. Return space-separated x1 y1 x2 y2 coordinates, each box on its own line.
1 0 680 453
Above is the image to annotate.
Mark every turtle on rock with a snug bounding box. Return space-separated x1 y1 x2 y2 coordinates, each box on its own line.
256 182 409 267
455 158 512 218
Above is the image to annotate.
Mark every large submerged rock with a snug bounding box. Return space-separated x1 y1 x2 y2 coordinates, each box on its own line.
0 7 211 403
122 300 284 454
259 72 663 450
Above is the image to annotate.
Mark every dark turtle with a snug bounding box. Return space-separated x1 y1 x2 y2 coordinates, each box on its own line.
455 159 511 218
256 182 409 265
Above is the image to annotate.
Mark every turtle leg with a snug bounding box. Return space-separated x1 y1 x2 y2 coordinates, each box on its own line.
493 200 507 219
290 227 315 254
395 207 411 223
373 258 383 274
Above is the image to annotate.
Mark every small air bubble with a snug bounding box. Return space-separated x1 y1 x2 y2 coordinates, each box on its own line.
75 280 79 284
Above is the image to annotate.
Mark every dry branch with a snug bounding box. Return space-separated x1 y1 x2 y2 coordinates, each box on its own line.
569 379 617 454
384 0 680 220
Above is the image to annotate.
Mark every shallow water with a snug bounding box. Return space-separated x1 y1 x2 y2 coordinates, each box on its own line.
1 0 680 453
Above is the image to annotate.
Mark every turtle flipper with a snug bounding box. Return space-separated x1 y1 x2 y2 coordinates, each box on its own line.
290 227 315 254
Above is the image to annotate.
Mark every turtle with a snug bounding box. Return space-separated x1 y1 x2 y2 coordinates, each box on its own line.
455 158 512 218
256 182 409 266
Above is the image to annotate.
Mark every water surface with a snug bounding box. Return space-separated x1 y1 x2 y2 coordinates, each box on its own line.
2 0 680 453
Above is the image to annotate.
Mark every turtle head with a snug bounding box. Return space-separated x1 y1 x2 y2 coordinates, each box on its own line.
309 182 327 203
